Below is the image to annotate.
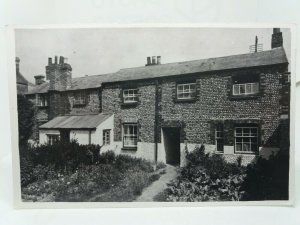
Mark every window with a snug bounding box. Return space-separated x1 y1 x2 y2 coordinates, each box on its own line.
177 83 196 100
233 83 259 95
123 89 138 103
235 127 258 153
74 91 87 105
47 134 60 145
36 94 48 107
103 129 111 145
123 124 138 148
215 124 224 152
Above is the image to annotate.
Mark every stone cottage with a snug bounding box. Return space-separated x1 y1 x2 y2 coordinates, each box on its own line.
23 28 290 166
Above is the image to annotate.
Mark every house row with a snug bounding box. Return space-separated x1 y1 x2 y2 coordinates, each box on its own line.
18 28 290 166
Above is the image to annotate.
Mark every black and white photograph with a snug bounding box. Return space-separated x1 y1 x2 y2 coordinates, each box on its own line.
13 27 292 204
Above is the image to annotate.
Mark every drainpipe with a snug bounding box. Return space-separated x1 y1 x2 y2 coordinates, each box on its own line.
154 80 159 169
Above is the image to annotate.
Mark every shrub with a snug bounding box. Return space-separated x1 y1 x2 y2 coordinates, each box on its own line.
155 145 246 202
241 151 289 201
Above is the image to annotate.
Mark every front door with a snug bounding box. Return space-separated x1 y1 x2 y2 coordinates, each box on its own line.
162 127 181 165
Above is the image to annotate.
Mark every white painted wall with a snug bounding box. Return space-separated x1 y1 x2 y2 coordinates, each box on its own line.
70 130 90 145
92 114 114 151
39 129 60 144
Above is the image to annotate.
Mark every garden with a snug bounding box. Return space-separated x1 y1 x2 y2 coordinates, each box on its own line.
154 145 289 202
20 141 162 202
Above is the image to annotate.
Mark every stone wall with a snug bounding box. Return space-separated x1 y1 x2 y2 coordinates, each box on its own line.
101 64 288 164
68 89 101 115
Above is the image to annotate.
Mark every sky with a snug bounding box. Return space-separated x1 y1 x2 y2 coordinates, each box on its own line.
15 27 291 83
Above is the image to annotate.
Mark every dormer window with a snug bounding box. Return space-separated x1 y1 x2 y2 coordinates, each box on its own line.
232 74 260 96
74 91 87 106
177 83 196 100
36 94 48 107
123 89 138 103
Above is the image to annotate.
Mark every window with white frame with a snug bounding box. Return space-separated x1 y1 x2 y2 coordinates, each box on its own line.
235 127 258 153
177 83 196 100
74 91 87 105
233 83 259 95
103 129 111 145
123 124 138 148
36 94 48 107
215 124 224 152
123 89 138 103
47 134 60 145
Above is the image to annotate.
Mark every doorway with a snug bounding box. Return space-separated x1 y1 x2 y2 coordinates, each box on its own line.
60 129 70 143
162 127 181 165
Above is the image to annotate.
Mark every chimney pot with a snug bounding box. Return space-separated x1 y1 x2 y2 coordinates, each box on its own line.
59 56 64 64
55 56 58 64
48 57 52 65
15 57 20 72
146 57 151 66
157 56 161 65
152 56 156 65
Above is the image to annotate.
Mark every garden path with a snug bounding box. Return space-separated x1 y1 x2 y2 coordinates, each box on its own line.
135 164 178 202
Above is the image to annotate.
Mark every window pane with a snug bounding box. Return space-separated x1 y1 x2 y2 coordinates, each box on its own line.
233 85 239 95
236 137 243 143
236 143 242 151
246 83 252 93
243 143 251 151
243 128 250 136
250 128 257 136
240 85 245 94
236 128 242 136
252 83 259 93
177 85 183 91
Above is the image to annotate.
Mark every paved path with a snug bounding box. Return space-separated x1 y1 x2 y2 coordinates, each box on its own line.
135 164 178 202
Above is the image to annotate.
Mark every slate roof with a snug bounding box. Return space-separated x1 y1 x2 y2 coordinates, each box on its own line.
16 71 28 85
39 113 113 129
26 47 288 94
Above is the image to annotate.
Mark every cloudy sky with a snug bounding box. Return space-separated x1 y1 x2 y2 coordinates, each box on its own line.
15 27 291 83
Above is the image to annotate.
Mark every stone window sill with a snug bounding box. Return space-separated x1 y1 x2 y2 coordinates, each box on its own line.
230 94 260 101
121 146 137 151
174 98 197 103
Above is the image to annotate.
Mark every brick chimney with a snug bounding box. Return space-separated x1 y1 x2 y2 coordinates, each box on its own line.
46 56 72 91
34 75 45 85
271 28 283 49
15 57 20 73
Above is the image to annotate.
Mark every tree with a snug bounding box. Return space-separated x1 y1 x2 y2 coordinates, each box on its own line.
17 95 35 145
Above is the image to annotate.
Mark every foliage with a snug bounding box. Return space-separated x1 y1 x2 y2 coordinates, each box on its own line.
17 95 35 145
241 151 289 201
155 145 246 202
156 162 167 170
21 145 157 202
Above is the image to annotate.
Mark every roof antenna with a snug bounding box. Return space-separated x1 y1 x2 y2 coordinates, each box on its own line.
249 36 263 53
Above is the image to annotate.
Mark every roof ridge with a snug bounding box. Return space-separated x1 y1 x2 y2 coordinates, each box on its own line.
118 47 285 71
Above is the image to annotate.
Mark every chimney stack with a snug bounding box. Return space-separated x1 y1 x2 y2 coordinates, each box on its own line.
271 28 283 49
157 56 161 65
15 57 20 73
34 75 45 85
46 56 72 91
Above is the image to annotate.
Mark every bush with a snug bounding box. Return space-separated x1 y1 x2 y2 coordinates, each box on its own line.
155 145 245 202
241 151 289 201
21 144 157 202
